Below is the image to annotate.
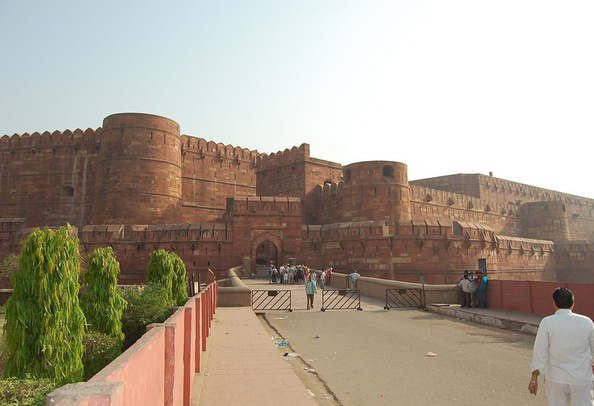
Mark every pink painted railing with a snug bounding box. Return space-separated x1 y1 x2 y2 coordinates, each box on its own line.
487 280 594 320
47 281 218 406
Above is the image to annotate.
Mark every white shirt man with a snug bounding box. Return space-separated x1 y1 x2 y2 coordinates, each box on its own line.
349 270 360 290
529 287 594 405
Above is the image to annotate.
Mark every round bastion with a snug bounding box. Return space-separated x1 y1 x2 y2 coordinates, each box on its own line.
91 113 183 225
341 161 411 222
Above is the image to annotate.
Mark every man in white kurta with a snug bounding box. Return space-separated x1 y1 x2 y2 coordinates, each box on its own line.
529 287 594 405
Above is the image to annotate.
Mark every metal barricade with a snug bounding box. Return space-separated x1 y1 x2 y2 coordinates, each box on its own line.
321 289 362 311
251 290 292 311
384 288 424 309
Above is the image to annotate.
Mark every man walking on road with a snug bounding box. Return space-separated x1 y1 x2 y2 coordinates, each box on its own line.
306 274 317 310
529 287 594 405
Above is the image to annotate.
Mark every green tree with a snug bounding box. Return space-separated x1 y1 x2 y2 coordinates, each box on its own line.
3 226 86 384
147 250 174 305
147 250 189 307
80 247 126 351
171 253 189 306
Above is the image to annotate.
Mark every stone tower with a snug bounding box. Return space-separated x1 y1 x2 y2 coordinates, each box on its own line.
91 113 183 225
341 161 411 222
520 200 571 241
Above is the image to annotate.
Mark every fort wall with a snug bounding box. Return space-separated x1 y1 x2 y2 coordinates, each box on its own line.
0 114 261 228
409 185 524 236
0 128 100 230
226 196 303 273
412 174 594 240
180 136 259 222
255 144 342 223
298 219 557 284
79 222 235 284
2 112 594 285
554 241 594 283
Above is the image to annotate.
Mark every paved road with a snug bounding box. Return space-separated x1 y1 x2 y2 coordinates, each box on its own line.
245 279 546 406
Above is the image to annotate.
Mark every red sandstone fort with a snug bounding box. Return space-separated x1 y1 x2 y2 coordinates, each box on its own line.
1 112 593 284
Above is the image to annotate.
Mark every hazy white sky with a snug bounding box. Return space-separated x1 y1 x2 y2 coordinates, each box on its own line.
1 1 593 198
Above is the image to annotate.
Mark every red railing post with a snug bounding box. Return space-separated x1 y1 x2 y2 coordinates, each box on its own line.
195 296 202 372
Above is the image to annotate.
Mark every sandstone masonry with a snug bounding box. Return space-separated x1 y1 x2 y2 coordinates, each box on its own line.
1 113 593 284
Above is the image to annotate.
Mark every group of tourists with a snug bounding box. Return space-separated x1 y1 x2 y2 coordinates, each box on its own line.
457 270 488 308
267 264 333 288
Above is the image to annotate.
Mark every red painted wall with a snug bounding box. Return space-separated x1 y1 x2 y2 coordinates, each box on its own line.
48 282 217 405
488 280 594 320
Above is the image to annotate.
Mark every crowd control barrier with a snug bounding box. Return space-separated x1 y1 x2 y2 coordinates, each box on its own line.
384 288 424 309
251 289 293 311
321 289 362 311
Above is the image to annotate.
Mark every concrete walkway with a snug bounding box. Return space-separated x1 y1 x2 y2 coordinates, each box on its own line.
193 306 317 406
193 280 546 405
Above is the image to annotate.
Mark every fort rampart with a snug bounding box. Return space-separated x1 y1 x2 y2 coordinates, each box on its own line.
0 113 260 229
2 112 593 284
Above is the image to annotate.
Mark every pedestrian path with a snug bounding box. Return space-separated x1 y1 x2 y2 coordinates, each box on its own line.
192 306 317 406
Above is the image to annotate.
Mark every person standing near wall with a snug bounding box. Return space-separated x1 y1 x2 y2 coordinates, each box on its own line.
349 270 360 291
456 270 469 304
458 275 471 308
477 271 488 308
528 287 594 405
469 272 478 307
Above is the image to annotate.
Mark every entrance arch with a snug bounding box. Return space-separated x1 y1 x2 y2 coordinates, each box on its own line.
251 233 282 278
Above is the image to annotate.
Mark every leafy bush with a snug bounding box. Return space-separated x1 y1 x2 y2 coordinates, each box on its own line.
0 376 57 406
80 247 126 350
120 284 173 350
3 226 85 384
82 332 120 381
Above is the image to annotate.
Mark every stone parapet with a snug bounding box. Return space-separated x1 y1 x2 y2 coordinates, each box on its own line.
47 281 218 406
217 267 251 306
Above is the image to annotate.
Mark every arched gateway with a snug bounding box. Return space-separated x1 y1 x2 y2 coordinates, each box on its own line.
251 233 282 278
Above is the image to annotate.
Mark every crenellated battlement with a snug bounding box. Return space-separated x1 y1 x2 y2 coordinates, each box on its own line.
480 174 594 205
410 184 520 217
228 196 302 215
0 128 100 149
392 220 497 242
313 220 390 240
255 143 310 170
412 173 594 208
181 135 260 162
317 180 342 199
496 235 554 254
80 223 232 243
555 240 594 254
